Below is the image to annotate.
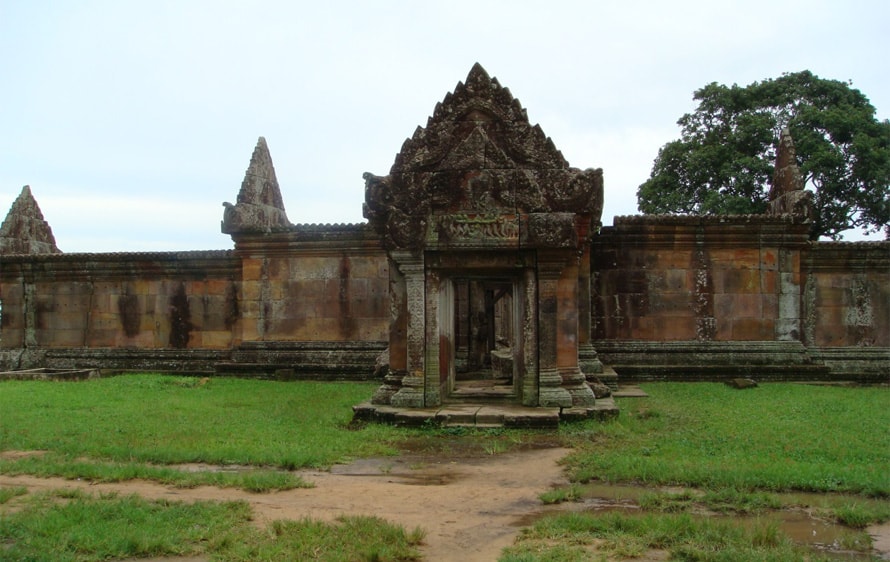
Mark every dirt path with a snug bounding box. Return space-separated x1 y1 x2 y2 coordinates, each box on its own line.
0 447 572 561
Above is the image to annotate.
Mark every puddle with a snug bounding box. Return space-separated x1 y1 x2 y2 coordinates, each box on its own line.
329 456 466 485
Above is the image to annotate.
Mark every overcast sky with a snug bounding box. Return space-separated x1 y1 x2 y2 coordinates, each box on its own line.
2 0 888 252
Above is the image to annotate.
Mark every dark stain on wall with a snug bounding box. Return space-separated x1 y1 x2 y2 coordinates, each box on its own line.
224 281 239 329
168 283 192 348
339 256 356 338
118 289 140 338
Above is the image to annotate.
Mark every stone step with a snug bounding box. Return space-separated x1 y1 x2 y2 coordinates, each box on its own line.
353 400 618 428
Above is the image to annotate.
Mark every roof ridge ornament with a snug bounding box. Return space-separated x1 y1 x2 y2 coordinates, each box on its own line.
0 185 62 254
767 128 813 223
222 137 292 234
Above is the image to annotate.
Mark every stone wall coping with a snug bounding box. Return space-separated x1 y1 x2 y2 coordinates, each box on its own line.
807 240 890 270
610 214 803 225
0 250 240 281
0 249 234 261
810 240 890 248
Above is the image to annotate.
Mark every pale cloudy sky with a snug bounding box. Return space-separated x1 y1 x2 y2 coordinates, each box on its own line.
1 0 888 252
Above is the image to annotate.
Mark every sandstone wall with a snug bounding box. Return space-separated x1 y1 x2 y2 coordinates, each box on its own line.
0 225 390 376
2 217 886 381
592 216 808 342
0 251 239 351
590 215 888 381
803 242 890 380
804 242 889 347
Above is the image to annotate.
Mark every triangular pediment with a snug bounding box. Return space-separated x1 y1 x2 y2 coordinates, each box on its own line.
364 64 603 251
390 63 568 175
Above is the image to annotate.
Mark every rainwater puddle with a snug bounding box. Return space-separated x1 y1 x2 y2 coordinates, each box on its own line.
328 456 466 485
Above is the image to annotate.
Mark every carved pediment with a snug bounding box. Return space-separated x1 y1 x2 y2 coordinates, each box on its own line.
364 64 603 251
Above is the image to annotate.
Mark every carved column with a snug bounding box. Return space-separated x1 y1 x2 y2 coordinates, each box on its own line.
536 257 573 407
390 251 426 408
577 238 603 376
372 255 407 405
423 268 442 407
520 268 538 406
557 257 596 407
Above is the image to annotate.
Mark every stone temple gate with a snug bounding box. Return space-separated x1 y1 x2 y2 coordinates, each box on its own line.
363 64 603 409
2 65 887 405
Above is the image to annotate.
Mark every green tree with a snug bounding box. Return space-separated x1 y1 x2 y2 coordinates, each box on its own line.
637 71 890 239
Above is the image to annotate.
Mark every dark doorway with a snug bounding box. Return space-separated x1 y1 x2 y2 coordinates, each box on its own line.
450 277 517 400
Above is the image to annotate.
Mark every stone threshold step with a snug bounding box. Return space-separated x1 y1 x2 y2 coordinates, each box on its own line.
353 398 618 428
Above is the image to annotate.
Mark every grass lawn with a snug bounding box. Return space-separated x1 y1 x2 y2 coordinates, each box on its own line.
1 375 888 560
0 374 403 490
561 383 890 497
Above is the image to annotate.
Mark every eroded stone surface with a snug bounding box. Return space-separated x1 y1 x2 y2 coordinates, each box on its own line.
0 186 61 255
768 129 813 221
221 137 291 234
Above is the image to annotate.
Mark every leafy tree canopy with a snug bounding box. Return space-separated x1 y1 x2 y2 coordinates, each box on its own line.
637 71 890 239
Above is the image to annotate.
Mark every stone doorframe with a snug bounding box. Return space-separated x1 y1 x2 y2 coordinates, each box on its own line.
426 253 538 407
373 241 597 410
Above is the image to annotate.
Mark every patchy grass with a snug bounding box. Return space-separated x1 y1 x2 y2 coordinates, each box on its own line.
560 383 890 497
637 488 784 515
228 515 425 561
0 490 423 561
539 484 584 505
0 453 310 492
0 485 28 504
509 383 890 561
501 511 850 561
2 377 888 560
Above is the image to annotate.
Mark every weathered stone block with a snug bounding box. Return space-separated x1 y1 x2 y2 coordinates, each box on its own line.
732 318 774 340
720 268 760 294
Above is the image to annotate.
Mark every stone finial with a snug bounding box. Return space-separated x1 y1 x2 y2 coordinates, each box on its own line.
767 128 813 221
0 185 62 254
221 137 292 234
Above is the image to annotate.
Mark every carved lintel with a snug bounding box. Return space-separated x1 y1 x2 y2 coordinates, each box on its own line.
431 213 520 248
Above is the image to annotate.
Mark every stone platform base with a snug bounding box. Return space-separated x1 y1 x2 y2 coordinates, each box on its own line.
352 398 618 428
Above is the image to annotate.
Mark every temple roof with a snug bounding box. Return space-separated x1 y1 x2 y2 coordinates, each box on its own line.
364 63 603 251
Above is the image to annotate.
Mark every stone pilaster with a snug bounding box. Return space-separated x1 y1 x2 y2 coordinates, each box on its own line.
520 268 539 406
577 237 603 376
536 257 573 407
423 269 443 407
390 252 426 408
776 247 801 341
556 257 596 407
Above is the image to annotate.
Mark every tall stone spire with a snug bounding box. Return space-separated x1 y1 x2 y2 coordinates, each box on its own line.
221 137 291 234
767 128 813 221
0 185 62 254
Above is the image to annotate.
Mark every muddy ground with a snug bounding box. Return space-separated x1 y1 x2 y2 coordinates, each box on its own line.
2 447 889 561
1 448 570 561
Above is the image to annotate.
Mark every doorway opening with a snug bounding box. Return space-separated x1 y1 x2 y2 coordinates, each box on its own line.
449 277 518 400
